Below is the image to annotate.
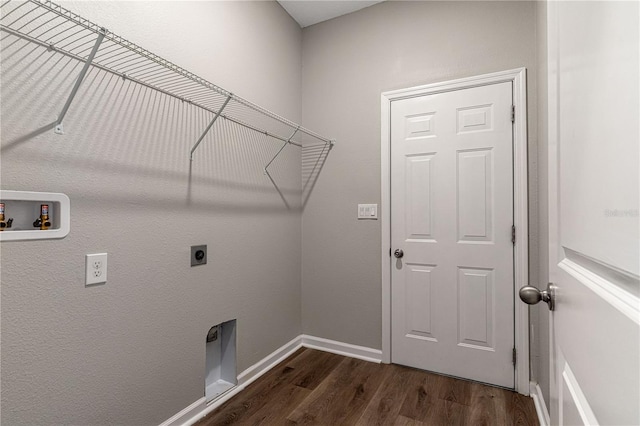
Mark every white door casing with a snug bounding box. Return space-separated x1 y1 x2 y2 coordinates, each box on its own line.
546 2 640 425
382 69 528 391
382 69 529 393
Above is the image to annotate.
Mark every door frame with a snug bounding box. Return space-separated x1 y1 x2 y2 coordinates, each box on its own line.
380 68 529 394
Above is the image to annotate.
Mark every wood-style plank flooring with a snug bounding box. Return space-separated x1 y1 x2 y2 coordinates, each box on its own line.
196 348 538 426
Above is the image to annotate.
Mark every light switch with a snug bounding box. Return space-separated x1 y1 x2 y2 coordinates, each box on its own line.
358 204 378 220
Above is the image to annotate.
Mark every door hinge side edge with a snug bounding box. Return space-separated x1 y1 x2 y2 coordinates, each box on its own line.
511 105 515 123
512 347 517 366
512 225 516 245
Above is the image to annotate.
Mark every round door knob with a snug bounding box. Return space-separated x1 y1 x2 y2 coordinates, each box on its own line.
519 286 543 304
519 284 555 311
394 249 404 259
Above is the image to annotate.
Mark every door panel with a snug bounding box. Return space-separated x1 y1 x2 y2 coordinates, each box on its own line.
406 154 434 240
457 149 493 242
457 267 494 349
405 263 436 340
547 1 640 425
391 82 514 388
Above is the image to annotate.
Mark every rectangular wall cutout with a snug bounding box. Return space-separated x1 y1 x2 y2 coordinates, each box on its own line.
0 190 70 241
205 319 237 402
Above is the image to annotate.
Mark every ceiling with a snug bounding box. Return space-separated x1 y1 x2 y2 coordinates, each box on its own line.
277 0 385 28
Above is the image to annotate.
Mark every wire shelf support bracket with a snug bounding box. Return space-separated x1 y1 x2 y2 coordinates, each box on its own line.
190 95 232 161
54 27 106 134
264 126 299 175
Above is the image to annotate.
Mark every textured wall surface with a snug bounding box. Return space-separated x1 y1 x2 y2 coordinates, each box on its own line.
2 1 548 423
1 2 303 425
300 1 538 350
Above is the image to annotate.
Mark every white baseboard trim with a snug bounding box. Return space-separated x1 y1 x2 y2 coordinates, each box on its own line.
160 334 381 426
530 381 550 426
160 335 302 426
301 334 382 363
237 336 303 386
158 397 206 426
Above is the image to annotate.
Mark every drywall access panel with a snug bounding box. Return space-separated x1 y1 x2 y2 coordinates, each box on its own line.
205 320 237 402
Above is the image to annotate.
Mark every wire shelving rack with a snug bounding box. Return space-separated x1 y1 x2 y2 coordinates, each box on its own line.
0 0 334 171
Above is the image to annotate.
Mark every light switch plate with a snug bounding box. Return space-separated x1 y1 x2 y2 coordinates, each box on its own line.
358 204 378 220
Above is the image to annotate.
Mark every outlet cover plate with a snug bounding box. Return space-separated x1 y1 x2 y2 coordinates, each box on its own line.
191 245 207 266
86 253 107 285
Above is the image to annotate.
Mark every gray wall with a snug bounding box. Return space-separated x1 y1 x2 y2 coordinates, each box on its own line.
301 0 539 352
532 0 551 408
1 2 303 425
1 1 549 423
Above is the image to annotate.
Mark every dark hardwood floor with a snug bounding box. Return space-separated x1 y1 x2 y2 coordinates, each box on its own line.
196 348 538 426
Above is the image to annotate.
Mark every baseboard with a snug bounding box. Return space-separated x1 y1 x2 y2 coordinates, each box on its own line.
160 334 381 425
160 335 302 426
237 335 303 386
301 334 382 363
530 381 550 426
158 397 206 426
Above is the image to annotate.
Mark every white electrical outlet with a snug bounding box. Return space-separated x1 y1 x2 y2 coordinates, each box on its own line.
86 253 107 285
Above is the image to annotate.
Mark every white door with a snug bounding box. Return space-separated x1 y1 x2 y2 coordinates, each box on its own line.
390 82 515 388
545 1 640 424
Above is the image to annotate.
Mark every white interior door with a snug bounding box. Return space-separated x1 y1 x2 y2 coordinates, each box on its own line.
390 82 515 388
546 1 640 424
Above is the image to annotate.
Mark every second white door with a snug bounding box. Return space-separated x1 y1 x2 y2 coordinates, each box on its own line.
390 81 515 388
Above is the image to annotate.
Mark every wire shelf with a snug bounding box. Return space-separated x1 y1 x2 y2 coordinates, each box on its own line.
0 0 334 162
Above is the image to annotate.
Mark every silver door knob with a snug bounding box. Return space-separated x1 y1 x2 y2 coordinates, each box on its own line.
519 283 555 311
394 249 404 259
